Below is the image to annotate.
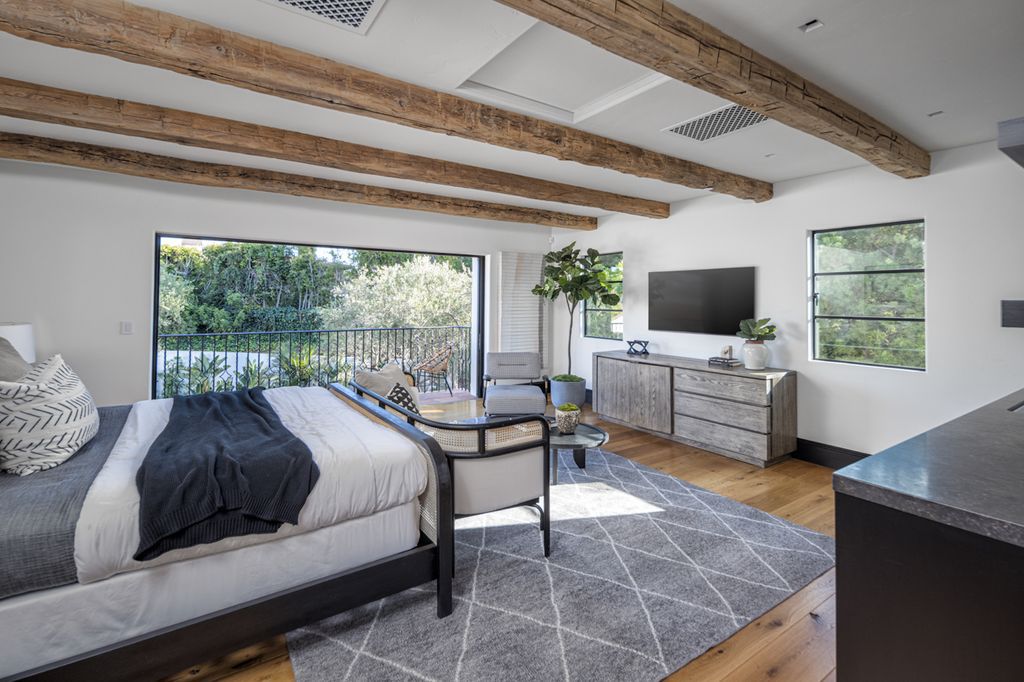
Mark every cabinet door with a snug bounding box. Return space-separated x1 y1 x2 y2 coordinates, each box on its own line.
595 357 630 422
628 362 672 433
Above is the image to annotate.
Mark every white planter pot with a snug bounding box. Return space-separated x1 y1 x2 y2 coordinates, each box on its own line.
743 342 769 370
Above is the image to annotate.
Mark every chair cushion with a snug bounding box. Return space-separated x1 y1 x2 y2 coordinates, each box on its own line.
485 352 542 381
452 447 544 515
486 384 546 415
0 355 100 476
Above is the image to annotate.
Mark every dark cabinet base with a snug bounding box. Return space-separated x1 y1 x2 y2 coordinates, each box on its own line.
836 493 1024 681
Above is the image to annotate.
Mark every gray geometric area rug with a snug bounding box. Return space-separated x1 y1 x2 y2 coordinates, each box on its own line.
287 448 835 681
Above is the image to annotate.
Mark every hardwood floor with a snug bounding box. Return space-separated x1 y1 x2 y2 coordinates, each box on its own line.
166 400 836 682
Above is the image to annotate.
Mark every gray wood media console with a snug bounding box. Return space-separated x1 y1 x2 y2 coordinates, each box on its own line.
592 350 797 467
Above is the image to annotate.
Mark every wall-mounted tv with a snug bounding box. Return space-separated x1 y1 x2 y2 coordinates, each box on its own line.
649 267 755 335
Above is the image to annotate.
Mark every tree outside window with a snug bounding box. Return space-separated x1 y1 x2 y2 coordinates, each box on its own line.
583 252 624 340
812 221 925 370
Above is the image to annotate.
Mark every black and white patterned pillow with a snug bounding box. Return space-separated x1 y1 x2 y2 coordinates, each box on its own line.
0 354 99 476
387 383 420 414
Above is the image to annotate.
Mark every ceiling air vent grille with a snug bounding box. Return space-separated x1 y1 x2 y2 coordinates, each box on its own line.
264 0 387 34
666 104 768 142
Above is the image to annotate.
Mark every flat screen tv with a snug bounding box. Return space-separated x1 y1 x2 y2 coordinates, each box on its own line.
649 267 755 335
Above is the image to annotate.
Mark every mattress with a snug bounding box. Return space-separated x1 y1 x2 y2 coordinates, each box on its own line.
0 499 421 677
75 386 428 583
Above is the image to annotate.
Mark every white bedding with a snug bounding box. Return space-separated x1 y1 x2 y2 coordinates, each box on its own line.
0 501 420 677
74 386 428 583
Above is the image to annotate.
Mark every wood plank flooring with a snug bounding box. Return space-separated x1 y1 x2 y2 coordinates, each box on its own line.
165 401 836 682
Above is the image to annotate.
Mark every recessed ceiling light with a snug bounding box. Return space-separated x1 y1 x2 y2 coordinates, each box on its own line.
927 110 945 118
798 19 825 33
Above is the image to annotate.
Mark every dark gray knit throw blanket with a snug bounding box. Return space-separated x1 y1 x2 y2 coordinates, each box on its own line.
134 388 319 561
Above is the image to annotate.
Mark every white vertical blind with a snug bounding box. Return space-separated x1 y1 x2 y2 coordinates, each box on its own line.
499 252 549 369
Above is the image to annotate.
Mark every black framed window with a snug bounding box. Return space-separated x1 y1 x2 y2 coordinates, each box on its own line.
584 252 624 340
152 234 486 398
812 221 925 370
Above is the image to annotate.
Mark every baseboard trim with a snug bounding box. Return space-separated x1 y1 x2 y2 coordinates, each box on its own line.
794 438 868 469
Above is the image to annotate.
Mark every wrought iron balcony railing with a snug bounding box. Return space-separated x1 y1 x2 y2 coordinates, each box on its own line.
155 326 473 398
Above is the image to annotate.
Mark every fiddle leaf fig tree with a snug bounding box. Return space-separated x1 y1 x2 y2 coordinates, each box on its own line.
532 242 621 375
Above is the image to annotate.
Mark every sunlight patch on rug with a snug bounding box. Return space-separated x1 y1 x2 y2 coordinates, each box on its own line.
457 481 665 529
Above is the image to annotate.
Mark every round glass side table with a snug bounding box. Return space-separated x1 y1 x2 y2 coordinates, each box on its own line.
547 420 609 484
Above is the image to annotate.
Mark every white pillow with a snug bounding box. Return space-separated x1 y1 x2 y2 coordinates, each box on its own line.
0 354 100 476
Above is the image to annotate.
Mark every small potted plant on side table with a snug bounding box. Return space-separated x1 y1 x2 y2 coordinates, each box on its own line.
555 402 581 434
737 318 777 370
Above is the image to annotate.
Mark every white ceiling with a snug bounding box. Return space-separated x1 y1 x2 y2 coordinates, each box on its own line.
0 0 1021 224
669 0 1024 152
466 23 651 114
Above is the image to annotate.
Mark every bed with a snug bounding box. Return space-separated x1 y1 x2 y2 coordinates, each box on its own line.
0 384 453 682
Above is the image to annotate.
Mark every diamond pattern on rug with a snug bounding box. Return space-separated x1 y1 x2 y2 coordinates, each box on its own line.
288 448 835 681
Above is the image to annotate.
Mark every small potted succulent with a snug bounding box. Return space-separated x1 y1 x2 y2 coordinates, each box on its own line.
737 318 777 370
555 402 581 434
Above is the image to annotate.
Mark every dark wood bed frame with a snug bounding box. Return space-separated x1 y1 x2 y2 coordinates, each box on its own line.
10 384 454 682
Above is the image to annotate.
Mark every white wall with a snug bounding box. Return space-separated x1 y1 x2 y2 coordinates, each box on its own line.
0 161 551 405
552 142 1024 454
3 142 1022 454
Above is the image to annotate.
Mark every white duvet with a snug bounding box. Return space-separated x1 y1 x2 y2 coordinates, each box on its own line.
73 386 427 584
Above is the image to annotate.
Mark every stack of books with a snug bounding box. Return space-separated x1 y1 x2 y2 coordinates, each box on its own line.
708 356 742 367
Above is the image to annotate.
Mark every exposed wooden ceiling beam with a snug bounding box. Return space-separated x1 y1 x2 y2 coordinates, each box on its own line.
0 0 773 202
495 1 931 179
0 78 669 219
0 133 597 230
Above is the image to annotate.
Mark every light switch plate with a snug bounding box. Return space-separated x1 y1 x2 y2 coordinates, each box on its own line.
119 321 135 335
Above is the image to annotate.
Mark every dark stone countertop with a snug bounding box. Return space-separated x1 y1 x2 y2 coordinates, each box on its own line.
834 388 1024 548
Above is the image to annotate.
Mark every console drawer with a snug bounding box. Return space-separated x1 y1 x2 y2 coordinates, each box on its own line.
674 415 769 460
673 368 768 406
674 391 770 433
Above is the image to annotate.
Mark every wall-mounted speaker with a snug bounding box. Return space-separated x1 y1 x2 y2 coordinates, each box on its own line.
1002 301 1024 327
